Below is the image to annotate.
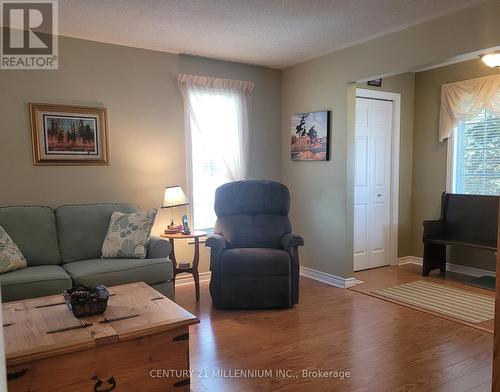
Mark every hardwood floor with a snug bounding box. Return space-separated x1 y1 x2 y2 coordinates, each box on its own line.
351 263 495 333
174 275 493 392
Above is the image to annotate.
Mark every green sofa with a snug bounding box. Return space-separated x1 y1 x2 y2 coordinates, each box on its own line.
0 203 173 302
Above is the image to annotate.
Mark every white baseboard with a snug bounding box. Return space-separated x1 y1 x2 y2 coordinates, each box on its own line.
300 266 363 289
175 268 366 289
185 260 495 288
397 256 495 278
175 271 211 286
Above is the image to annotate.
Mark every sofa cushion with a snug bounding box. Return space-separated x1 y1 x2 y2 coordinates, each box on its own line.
0 206 61 266
56 203 140 263
0 265 72 302
63 258 173 287
220 248 290 276
0 225 27 273
102 209 157 259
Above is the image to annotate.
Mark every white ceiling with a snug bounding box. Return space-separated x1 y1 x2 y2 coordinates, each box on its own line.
58 0 482 69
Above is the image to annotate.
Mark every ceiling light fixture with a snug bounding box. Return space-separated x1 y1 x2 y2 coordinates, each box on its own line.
481 52 500 68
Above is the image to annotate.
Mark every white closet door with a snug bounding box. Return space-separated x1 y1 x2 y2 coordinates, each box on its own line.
354 97 393 271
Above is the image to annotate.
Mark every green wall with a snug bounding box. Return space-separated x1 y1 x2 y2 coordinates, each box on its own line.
411 58 500 271
282 0 500 278
0 36 282 273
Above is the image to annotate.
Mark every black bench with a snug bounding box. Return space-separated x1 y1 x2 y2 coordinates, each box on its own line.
422 192 498 276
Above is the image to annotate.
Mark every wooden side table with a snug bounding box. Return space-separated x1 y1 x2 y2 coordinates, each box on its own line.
160 231 207 301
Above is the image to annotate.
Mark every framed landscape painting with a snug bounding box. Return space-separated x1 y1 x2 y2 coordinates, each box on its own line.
291 110 330 161
29 103 109 165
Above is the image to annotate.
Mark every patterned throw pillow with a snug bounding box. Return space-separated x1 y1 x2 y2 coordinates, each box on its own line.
101 209 158 259
0 225 27 273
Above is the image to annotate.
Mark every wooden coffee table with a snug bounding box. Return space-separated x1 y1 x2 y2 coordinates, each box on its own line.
3 282 199 391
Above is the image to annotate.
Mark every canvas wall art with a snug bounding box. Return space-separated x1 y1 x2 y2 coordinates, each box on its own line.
29 103 109 165
290 110 330 161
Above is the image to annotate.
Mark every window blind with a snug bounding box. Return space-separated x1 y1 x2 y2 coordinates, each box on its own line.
454 109 500 195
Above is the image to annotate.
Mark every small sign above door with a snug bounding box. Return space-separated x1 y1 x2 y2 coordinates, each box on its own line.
367 79 382 87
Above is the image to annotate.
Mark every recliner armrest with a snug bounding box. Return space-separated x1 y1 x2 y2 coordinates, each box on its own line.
423 219 444 241
147 236 172 259
205 234 227 249
281 233 304 251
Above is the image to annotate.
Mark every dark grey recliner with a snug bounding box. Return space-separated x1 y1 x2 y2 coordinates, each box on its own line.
206 180 304 309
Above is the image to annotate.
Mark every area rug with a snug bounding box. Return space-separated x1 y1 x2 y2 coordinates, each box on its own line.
373 280 495 324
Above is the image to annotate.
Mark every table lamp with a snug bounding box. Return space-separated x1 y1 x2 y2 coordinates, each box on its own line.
162 185 189 233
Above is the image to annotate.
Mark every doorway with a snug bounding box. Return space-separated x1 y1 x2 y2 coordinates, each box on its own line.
354 89 400 271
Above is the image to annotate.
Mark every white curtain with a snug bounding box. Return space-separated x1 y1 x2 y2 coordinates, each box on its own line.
178 73 254 181
439 74 500 141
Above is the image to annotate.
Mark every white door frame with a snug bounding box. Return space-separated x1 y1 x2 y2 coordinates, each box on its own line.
355 88 401 267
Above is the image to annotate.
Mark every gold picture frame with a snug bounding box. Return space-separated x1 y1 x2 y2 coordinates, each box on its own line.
29 103 109 166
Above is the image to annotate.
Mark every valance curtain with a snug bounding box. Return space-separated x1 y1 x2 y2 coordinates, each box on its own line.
178 73 254 181
439 74 500 141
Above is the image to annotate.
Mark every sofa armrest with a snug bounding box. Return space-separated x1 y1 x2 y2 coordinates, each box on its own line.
423 219 444 241
147 236 172 259
281 233 304 251
205 234 227 249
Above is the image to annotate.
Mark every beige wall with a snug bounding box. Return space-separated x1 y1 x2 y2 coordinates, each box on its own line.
0 36 282 273
2 1 500 280
411 58 500 271
282 0 500 278
357 73 415 257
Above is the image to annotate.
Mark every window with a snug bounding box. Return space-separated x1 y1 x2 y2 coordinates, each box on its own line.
178 74 253 231
450 108 500 195
189 91 239 230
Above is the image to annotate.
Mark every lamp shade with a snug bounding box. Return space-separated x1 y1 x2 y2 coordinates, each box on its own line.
162 186 189 208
